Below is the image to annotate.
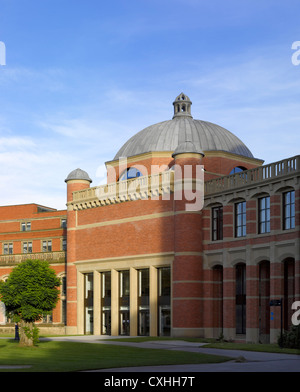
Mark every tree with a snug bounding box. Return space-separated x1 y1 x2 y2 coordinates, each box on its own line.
0 259 61 346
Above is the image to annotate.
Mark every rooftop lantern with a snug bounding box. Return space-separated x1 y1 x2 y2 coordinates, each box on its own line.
172 92 193 119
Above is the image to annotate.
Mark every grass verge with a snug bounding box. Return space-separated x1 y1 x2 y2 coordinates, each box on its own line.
0 339 231 372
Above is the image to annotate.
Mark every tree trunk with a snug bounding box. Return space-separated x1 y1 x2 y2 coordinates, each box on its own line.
19 320 34 346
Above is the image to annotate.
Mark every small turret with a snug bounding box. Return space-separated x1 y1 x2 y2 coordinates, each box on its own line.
65 168 92 203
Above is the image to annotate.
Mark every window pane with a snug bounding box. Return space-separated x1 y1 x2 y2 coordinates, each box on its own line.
285 192 290 204
291 217 295 229
43 241 47 252
291 191 295 203
285 205 290 218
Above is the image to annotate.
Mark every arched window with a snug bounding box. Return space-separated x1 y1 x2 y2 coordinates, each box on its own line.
230 166 247 175
119 167 142 181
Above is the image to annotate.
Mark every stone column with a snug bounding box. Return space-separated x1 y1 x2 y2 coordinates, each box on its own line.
222 263 236 341
246 264 260 343
150 266 158 336
270 261 284 344
76 271 84 335
93 271 101 335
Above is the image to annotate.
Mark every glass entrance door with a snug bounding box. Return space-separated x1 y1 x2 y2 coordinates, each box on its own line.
120 308 130 335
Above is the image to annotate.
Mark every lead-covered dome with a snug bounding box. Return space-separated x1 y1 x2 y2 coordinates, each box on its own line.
114 93 254 160
65 168 92 183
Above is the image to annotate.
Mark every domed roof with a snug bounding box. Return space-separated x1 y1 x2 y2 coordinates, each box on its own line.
114 93 254 160
65 168 92 183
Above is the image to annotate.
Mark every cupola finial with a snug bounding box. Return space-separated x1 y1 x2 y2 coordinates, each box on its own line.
172 93 192 119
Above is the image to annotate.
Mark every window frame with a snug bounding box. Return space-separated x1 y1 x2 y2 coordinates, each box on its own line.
235 201 247 238
283 190 295 230
258 196 270 234
21 221 31 232
3 242 13 255
212 206 223 241
22 241 32 254
42 239 52 252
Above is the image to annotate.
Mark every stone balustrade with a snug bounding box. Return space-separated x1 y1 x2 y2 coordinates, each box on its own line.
0 251 66 265
71 170 174 210
70 155 299 209
205 155 299 196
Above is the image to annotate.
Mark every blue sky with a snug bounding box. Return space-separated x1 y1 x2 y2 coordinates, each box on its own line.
0 0 299 210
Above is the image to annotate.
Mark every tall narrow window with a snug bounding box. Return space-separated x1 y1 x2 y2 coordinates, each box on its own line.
101 271 111 335
236 264 246 334
258 196 270 234
283 191 295 230
235 201 246 237
61 276 66 325
212 206 223 241
138 269 149 336
158 267 171 336
119 270 130 335
84 273 93 334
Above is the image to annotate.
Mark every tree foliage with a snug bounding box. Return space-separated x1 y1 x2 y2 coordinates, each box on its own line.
0 259 61 345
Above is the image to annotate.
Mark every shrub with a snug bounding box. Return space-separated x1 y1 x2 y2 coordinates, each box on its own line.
278 324 300 349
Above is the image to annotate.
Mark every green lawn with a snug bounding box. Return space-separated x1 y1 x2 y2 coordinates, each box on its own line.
0 339 231 372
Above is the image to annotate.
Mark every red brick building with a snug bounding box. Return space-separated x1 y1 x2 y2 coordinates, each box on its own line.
0 204 67 333
1 93 299 343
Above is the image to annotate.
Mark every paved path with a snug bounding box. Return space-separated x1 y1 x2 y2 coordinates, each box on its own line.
41 335 300 372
